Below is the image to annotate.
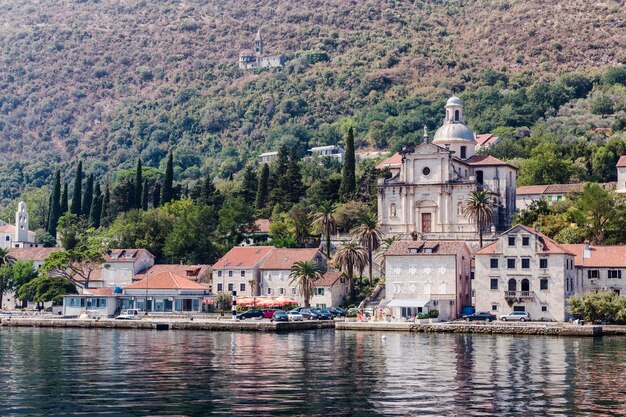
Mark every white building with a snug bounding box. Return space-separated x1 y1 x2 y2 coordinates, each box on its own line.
382 240 472 320
0 202 41 249
212 246 274 295
259 151 279 163
377 97 517 240
258 248 326 299
562 244 626 296
310 271 349 309
617 155 626 193
308 145 345 163
475 225 577 322
86 249 155 288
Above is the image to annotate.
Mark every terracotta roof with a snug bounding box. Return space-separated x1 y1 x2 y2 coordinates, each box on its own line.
476 225 574 255
105 249 155 262
617 156 626 168
475 134 499 147
260 248 322 270
561 245 626 268
385 240 470 256
315 271 346 287
8 247 63 261
83 287 115 296
465 154 515 168
0 223 16 234
213 246 274 269
134 264 211 281
545 183 584 194
74 269 102 283
376 152 402 170
124 271 209 291
239 49 255 57
245 219 271 234
516 185 549 195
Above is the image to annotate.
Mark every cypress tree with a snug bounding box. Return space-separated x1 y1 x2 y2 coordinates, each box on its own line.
70 161 82 215
134 159 143 209
153 182 161 208
82 173 94 217
100 185 110 227
255 163 270 210
286 147 304 203
199 171 222 207
160 152 174 205
60 182 69 214
269 145 289 205
90 182 102 228
239 165 258 204
47 170 61 237
339 127 356 199
141 179 149 211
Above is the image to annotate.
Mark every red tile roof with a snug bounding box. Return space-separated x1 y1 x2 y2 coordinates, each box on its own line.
213 246 274 269
561 244 626 268
516 183 586 196
83 287 116 296
315 271 346 287
8 247 63 261
385 240 470 256
476 225 574 255
134 264 211 282
245 219 271 234
260 248 322 270
105 249 155 262
516 185 549 195
465 154 515 168
475 134 499 147
376 152 402 170
617 155 626 168
0 223 16 234
124 271 209 291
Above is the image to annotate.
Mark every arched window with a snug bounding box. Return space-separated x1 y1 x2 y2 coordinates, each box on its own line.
521 279 530 292
454 110 460 121
390 203 397 217
508 279 517 292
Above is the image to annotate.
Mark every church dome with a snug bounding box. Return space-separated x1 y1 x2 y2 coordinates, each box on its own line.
446 96 463 106
433 123 475 143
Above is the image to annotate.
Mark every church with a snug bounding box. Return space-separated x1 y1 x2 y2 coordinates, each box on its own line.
377 97 517 241
0 202 42 249
239 30 285 70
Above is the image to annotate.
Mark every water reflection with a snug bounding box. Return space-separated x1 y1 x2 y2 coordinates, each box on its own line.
0 328 625 416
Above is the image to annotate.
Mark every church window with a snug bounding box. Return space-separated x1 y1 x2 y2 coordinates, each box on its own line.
422 167 431 176
5 236 8 242
460 146 467 159
390 204 397 217
454 110 460 121
476 170 483 184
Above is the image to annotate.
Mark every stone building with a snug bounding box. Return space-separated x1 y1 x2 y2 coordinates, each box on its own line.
211 246 274 295
475 225 577 322
0 202 42 249
239 30 285 70
258 248 326 298
562 244 626 295
377 97 517 241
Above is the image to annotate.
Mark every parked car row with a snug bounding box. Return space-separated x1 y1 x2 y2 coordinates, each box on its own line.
462 311 531 322
236 306 347 321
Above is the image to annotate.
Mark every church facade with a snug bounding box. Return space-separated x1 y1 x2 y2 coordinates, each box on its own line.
377 97 517 241
239 30 285 70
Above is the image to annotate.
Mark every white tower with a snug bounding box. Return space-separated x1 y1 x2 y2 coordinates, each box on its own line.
254 30 264 58
432 97 476 160
15 202 29 243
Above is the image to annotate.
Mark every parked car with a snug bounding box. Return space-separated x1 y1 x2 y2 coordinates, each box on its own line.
500 311 531 322
462 312 496 322
115 309 142 320
316 309 334 320
237 309 264 320
299 308 320 320
262 309 276 319
286 311 304 321
271 310 289 322
328 307 346 317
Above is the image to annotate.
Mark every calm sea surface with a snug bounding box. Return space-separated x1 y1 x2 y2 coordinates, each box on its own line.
1 328 625 416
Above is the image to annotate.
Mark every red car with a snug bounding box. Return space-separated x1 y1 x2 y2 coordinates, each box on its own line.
262 309 276 319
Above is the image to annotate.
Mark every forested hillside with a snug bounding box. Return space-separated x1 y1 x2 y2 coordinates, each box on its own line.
0 0 625 202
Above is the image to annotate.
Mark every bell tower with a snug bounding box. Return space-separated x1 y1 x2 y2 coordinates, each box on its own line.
15 201 29 243
254 29 264 57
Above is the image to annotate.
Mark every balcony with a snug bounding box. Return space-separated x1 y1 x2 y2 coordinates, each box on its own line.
504 291 534 299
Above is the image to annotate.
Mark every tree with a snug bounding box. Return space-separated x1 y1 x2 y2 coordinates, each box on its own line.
152 182 161 208
100 184 110 227
339 127 356 199
82 173 94 217
248 279 257 297
47 170 61 238
238 165 258 204
218 196 254 248
70 160 83 215
334 241 368 302
255 163 270 210
42 243 104 289
60 182 69 214
576 183 616 244
10 261 38 305
289 260 324 308
513 198 550 226
518 141 572 185
312 200 338 257
590 93 614 117
90 182 103 228
163 203 218 264
0 248 16 266
135 159 143 209
198 172 223 207
18 275 77 306
462 190 494 248
269 145 289 205
0 264 13 309
214 291 232 313
286 147 305 203
350 212 382 286
141 179 149 211
161 152 174 205
568 290 626 323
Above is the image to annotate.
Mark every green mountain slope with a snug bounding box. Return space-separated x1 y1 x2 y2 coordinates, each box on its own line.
0 0 624 200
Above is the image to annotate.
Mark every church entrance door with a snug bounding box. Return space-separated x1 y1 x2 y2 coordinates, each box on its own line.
421 213 432 233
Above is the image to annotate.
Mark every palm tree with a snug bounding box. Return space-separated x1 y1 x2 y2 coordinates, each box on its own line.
248 279 257 297
289 260 325 308
375 235 402 276
312 200 338 257
0 248 15 266
462 190 494 248
334 241 368 303
350 212 382 286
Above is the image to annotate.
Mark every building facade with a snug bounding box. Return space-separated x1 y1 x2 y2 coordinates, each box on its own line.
562 244 626 295
259 248 326 298
383 240 472 320
310 271 349 309
475 225 577 322
212 246 274 295
90 249 155 288
308 145 345 163
377 97 517 240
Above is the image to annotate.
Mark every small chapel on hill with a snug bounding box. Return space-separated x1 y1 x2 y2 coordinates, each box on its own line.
377 97 517 240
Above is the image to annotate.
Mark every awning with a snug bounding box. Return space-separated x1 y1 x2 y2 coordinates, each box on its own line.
386 299 429 308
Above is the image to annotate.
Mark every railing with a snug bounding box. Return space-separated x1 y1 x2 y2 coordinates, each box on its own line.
504 291 534 299
429 293 456 300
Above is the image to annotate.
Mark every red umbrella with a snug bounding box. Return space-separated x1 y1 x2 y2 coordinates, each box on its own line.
256 297 276 308
236 296 255 306
275 296 298 306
